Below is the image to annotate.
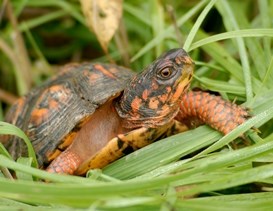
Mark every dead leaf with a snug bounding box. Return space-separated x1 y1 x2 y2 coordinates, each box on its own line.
80 0 123 53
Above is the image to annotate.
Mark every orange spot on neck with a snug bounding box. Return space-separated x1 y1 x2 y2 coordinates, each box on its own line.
158 93 168 104
131 97 142 113
172 80 189 103
148 97 159 109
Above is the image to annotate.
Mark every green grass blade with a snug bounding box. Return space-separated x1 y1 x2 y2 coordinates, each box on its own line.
19 10 67 32
13 0 29 16
15 157 33 181
0 155 93 183
0 122 38 168
189 29 273 51
183 0 218 51
103 126 221 179
1 136 273 207
131 0 208 62
195 103 273 157
123 3 151 26
179 163 273 198
258 0 272 63
195 30 244 82
249 56 273 107
195 76 245 95
251 87 273 114
178 192 273 210
264 56 273 87
0 143 12 160
216 1 253 102
25 0 85 24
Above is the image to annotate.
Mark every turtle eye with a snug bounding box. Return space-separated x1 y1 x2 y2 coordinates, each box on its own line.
159 68 173 79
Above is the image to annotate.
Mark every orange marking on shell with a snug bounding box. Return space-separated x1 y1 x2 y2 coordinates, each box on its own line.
94 64 116 79
142 89 150 100
11 97 25 124
83 69 99 81
48 99 59 110
48 84 63 92
149 97 160 110
90 73 100 81
31 108 48 125
131 96 142 113
83 69 89 76
16 97 24 108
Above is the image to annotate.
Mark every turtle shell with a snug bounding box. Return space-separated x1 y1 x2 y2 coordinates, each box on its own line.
4 63 134 167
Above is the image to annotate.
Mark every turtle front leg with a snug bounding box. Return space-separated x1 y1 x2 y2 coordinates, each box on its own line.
75 121 189 175
46 149 82 174
176 91 250 135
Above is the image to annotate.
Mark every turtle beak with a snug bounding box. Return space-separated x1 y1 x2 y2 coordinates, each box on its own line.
178 53 194 86
179 56 194 86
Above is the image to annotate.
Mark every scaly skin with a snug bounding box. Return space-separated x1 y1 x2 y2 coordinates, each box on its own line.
46 150 81 175
176 91 249 135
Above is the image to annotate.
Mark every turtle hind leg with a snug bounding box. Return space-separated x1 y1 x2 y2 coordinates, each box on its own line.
46 149 82 175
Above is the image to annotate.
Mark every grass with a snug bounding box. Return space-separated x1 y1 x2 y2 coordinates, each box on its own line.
0 0 273 210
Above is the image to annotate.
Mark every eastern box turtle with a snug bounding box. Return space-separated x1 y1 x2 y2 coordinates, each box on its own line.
2 48 249 175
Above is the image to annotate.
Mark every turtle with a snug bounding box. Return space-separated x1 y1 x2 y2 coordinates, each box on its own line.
2 48 249 175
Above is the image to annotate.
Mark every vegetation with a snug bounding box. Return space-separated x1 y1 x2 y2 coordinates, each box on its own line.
0 0 273 210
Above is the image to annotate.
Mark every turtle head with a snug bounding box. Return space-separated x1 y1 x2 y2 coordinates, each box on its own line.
116 48 194 128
